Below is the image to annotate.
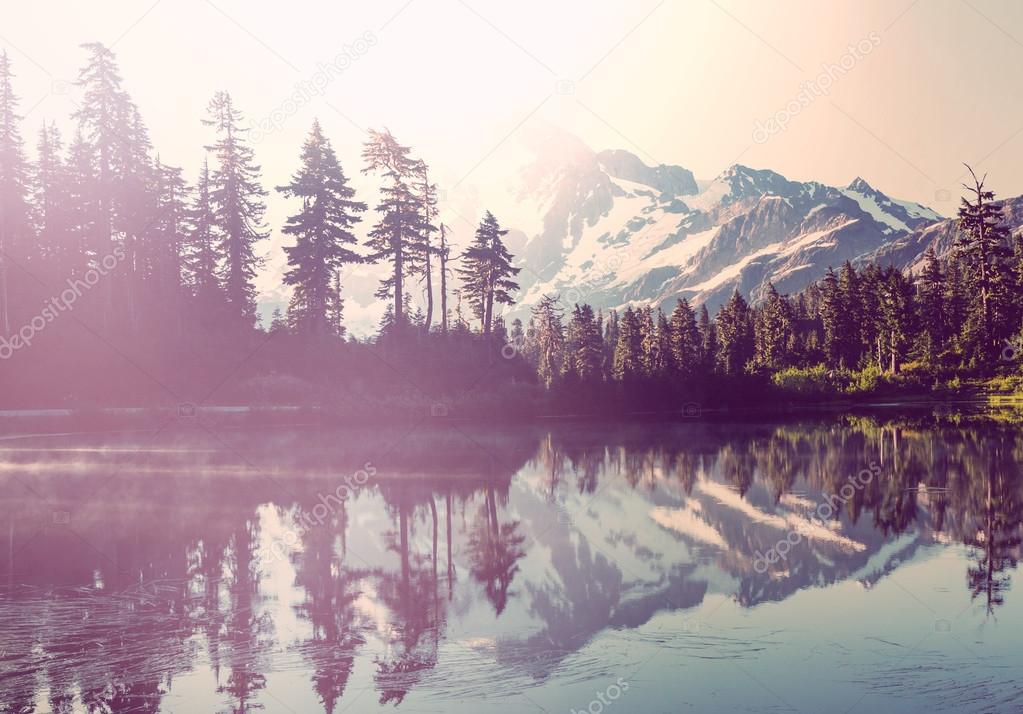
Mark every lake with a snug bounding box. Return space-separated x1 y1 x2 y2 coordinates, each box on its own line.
1 414 1021 713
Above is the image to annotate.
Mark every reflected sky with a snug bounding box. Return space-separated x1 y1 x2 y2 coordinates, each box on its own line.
1 416 1021 713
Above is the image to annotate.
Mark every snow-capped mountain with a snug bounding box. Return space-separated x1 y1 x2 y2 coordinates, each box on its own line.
868 194 1023 273
505 129 945 315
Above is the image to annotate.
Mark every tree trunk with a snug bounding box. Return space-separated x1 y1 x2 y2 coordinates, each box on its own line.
439 225 448 336
394 240 403 331
424 237 433 331
0 213 9 337
484 287 494 340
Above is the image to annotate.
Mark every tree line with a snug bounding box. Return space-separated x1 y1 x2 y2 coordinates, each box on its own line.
517 168 1023 394
0 45 518 350
0 44 1019 408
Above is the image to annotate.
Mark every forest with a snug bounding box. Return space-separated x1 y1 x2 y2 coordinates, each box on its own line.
1 44 1022 415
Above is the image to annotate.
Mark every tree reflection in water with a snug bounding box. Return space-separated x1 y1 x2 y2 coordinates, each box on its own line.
0 415 1020 711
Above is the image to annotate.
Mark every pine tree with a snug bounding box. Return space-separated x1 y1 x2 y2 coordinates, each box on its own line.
32 122 77 279
698 303 716 373
837 261 861 366
564 303 602 381
877 266 916 373
638 306 657 376
183 157 223 318
944 257 970 364
754 283 794 371
63 128 98 290
956 165 1011 361
145 160 189 330
858 264 884 369
819 267 843 369
916 247 946 366
0 50 33 335
277 121 366 338
204 90 268 328
73 42 139 328
603 309 619 380
326 269 346 339
457 211 520 339
269 307 287 334
438 223 451 335
509 317 525 354
532 295 564 388
361 128 425 333
613 307 644 381
655 309 672 376
120 106 158 331
716 290 754 376
414 161 438 330
669 298 700 377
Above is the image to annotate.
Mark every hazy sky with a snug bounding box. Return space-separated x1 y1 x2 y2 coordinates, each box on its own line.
3 0 1023 324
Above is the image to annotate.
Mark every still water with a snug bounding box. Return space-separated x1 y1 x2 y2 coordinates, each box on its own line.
1 415 1021 713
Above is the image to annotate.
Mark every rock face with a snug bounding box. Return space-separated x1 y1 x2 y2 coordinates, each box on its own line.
508 131 949 316
597 149 699 199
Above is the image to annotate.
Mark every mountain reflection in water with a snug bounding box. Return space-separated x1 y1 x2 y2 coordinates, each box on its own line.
1 416 1021 713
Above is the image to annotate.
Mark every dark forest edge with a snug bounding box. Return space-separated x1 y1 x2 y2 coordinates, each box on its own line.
1 46 1022 416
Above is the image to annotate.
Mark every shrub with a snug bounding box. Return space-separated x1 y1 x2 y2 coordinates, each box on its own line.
771 365 847 397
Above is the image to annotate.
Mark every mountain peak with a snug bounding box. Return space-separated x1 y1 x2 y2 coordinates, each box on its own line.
597 149 697 197
846 176 876 194
716 164 798 198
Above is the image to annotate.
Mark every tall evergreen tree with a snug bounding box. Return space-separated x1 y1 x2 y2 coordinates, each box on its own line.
819 267 843 369
414 161 438 330
877 266 916 373
837 261 862 366
956 165 1011 361
564 303 602 381
532 294 564 388
716 290 754 376
858 263 884 369
456 211 520 339
183 157 223 317
916 247 946 366
145 160 189 330
73 42 139 328
204 90 268 328
0 50 32 335
638 305 658 376
753 283 794 371
277 121 366 338
669 298 700 377
698 303 716 372
438 223 451 335
32 122 77 279
603 309 619 380
655 308 673 376
361 128 425 333
613 307 644 381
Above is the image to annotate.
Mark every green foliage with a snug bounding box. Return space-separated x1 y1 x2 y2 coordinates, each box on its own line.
770 365 846 397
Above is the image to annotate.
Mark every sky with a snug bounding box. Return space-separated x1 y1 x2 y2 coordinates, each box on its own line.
3 0 1023 327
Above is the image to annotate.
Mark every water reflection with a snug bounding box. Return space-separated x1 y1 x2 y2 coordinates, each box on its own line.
0 416 1021 712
